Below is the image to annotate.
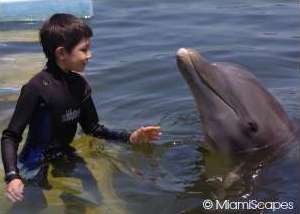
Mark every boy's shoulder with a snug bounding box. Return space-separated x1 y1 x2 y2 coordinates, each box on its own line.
25 69 52 90
24 69 91 100
25 69 89 88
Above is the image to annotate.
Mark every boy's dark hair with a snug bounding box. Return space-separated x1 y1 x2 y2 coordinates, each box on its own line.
39 13 93 61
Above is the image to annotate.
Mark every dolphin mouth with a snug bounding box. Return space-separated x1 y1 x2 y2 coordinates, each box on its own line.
176 48 237 115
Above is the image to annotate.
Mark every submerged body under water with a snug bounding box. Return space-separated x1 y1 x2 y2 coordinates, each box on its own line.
0 0 299 213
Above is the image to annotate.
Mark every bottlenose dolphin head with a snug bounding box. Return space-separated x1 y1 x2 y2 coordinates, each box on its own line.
176 48 295 153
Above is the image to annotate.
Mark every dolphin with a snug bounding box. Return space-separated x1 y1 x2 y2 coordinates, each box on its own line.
176 48 296 154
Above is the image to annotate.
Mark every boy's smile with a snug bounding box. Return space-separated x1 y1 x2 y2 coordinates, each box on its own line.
56 38 92 73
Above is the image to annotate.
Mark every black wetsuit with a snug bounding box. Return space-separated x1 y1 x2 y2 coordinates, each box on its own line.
1 61 131 183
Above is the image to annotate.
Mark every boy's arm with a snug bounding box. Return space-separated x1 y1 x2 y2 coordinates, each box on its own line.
1 84 39 183
79 96 131 143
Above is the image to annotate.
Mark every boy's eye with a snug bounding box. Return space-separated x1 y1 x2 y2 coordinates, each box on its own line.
80 48 88 52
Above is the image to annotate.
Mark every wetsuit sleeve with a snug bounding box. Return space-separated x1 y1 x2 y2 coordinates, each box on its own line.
79 96 131 143
1 84 39 182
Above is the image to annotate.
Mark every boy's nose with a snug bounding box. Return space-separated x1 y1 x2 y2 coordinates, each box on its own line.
87 50 92 59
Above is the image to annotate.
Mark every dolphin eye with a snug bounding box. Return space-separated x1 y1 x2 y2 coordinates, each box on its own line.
248 122 258 133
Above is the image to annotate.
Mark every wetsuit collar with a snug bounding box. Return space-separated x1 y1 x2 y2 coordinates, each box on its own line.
46 60 71 76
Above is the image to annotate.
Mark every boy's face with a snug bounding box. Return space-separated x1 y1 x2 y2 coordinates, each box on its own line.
62 38 92 73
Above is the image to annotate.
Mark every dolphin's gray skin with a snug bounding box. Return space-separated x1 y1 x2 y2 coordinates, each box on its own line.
176 48 296 154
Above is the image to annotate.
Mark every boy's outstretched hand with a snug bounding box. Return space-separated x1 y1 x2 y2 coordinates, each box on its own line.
129 126 161 144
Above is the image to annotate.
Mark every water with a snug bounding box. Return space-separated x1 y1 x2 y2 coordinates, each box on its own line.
0 0 93 22
0 0 299 213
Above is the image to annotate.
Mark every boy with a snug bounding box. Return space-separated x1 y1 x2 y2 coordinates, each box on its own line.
1 13 161 207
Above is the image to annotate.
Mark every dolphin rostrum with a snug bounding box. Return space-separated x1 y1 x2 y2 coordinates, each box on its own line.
176 48 296 154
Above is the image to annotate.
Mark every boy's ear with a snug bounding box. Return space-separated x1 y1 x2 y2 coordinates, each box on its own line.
54 46 67 61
